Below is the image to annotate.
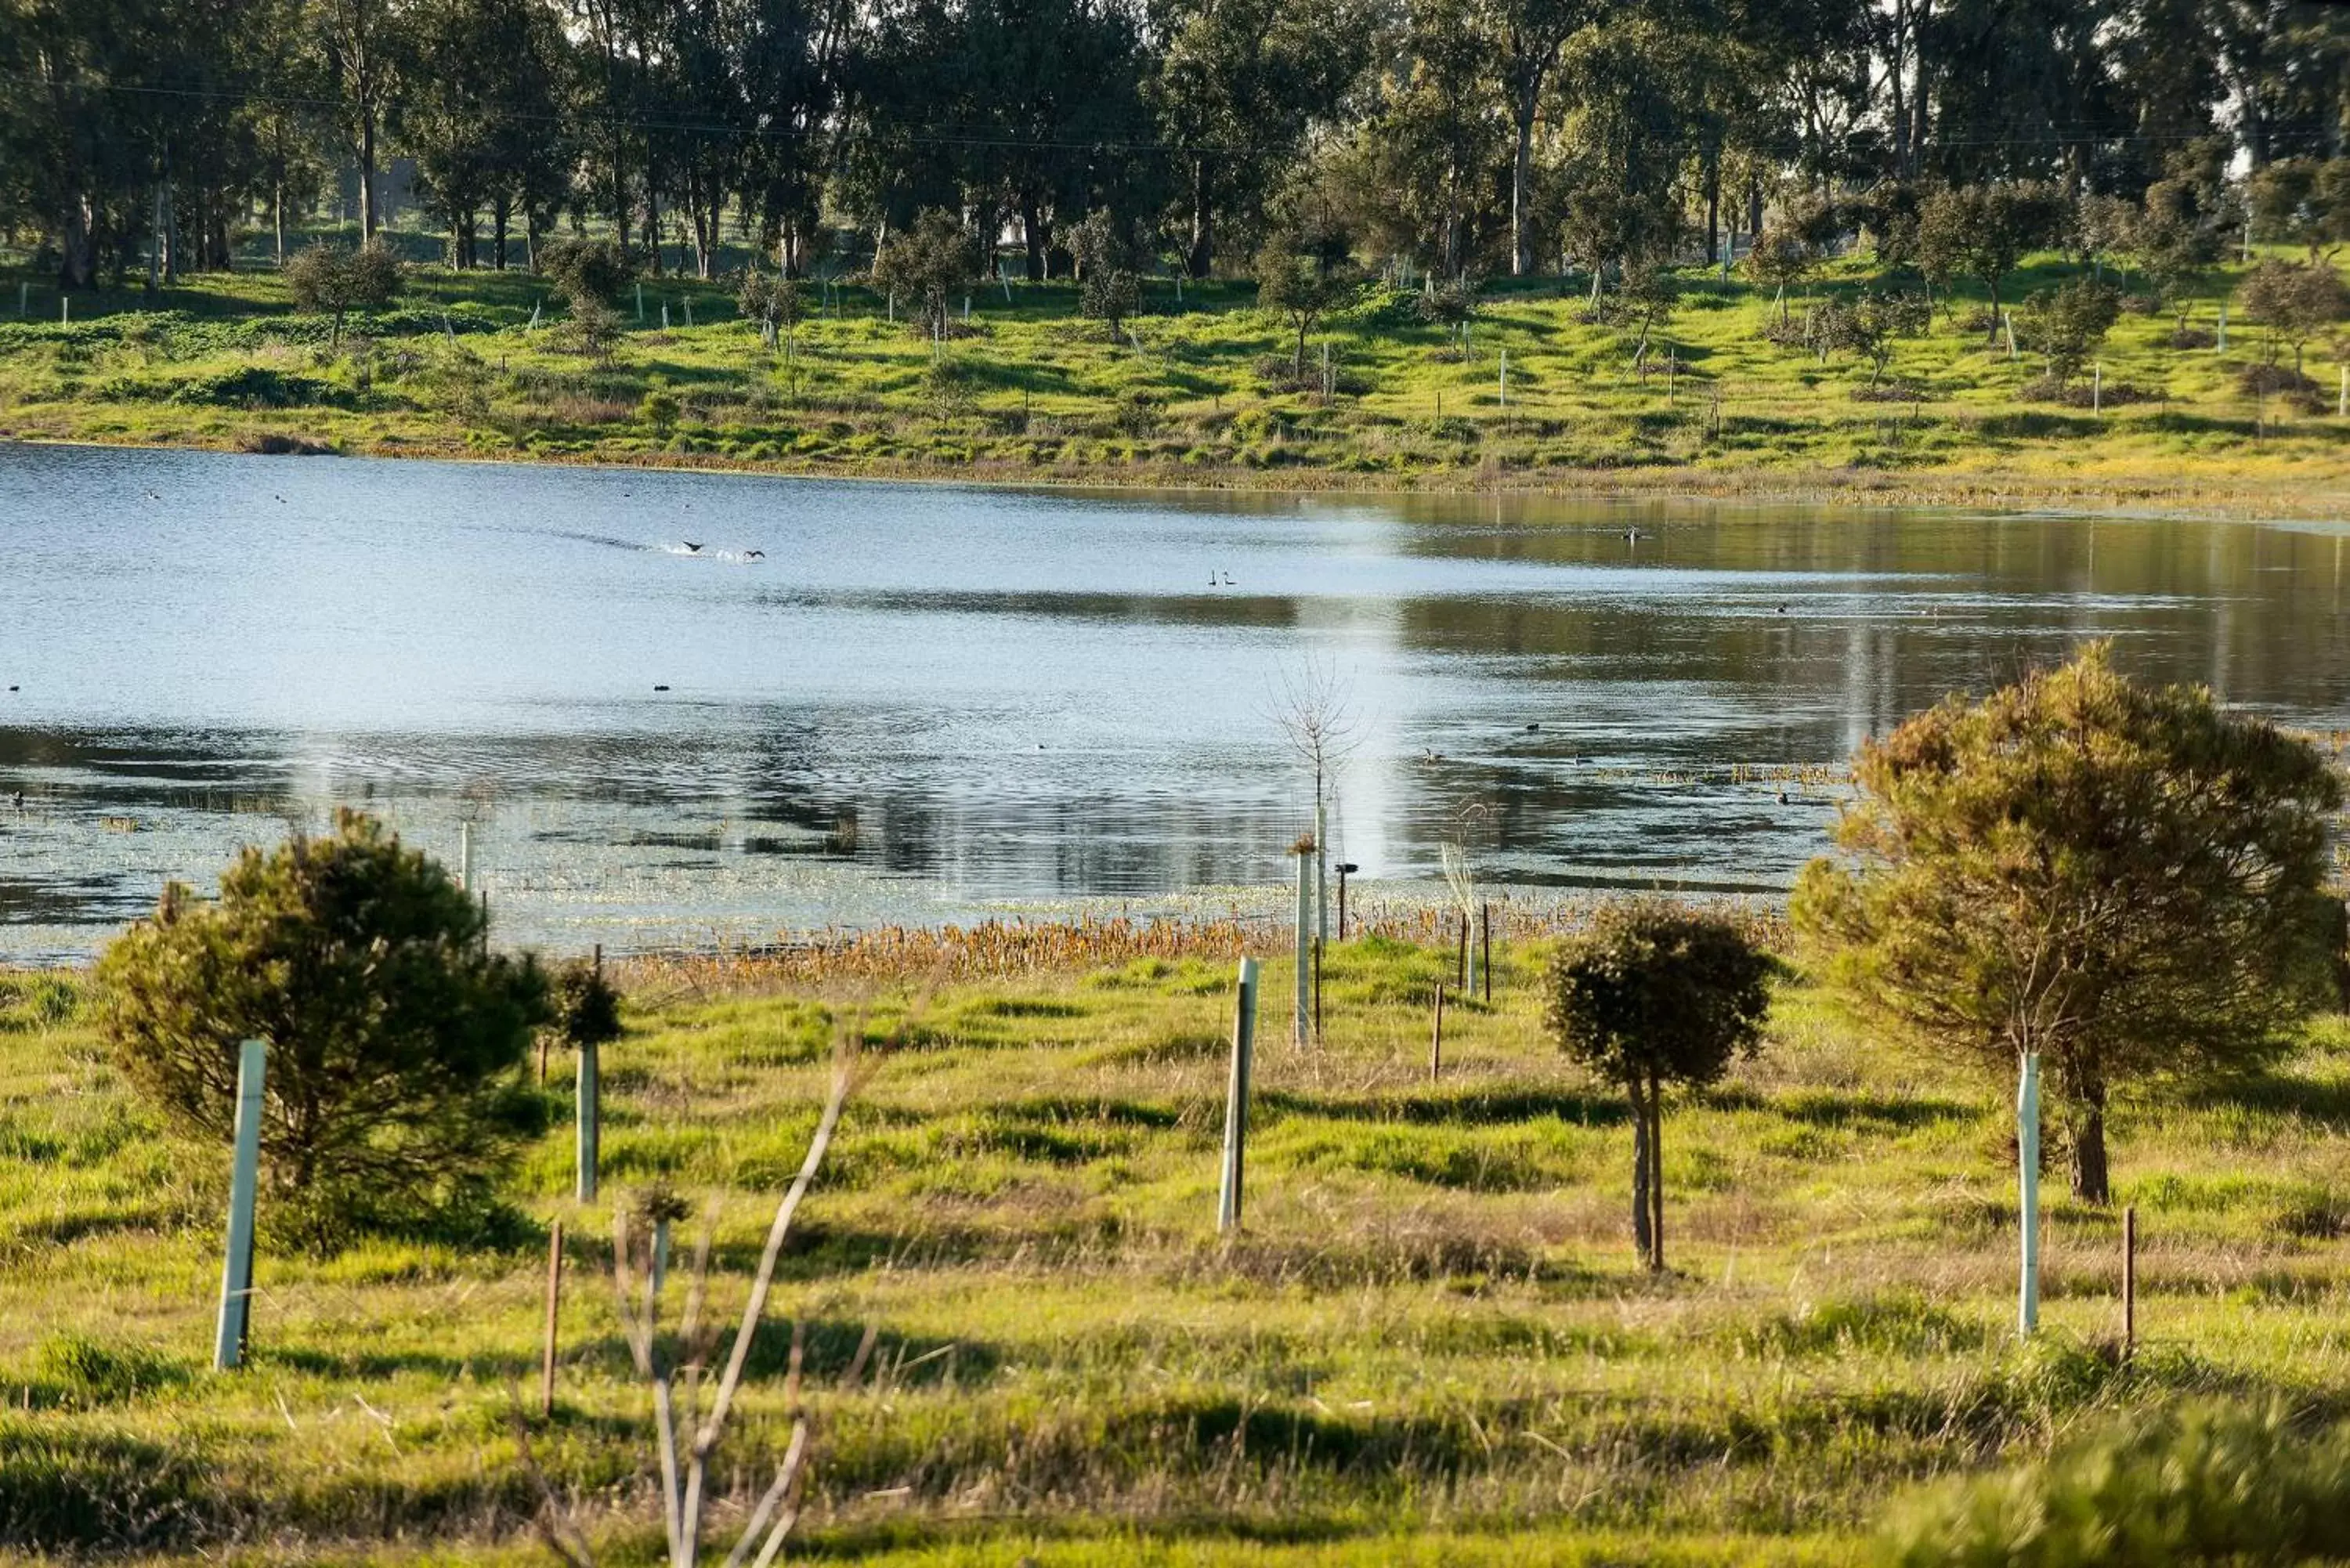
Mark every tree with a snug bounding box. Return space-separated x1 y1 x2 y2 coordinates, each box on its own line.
284 238 403 345
1494 0 1592 277
2015 276 2120 385
314 0 403 240
540 237 637 307
1791 645 2344 1205
1255 237 1354 378
1917 182 2066 341
2131 168 2225 335
96 812 550 1246
1148 0 1372 277
1820 288 1931 385
2239 258 2350 376
871 208 977 339
1072 208 1144 335
1546 900 1773 1273
1743 226 1816 324
2247 156 2350 262
736 265 802 352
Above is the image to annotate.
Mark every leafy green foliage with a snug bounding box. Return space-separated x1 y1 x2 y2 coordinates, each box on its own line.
1917 183 2066 335
93 811 551 1248
548 956 624 1051
871 209 977 340
1817 289 1930 385
1545 899 1772 1270
2015 278 2120 385
282 241 403 345
736 266 801 350
1885 1401 2350 1567
1791 645 2343 1204
2238 258 2350 373
537 238 636 308
1256 237 1356 378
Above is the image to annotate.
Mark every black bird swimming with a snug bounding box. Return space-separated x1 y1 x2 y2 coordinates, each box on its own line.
745 549 765 561
682 540 703 553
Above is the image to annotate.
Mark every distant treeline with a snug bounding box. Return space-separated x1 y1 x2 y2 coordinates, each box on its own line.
2 0 2347 291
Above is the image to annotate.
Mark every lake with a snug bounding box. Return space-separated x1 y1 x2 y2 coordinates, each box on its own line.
2 442 2346 963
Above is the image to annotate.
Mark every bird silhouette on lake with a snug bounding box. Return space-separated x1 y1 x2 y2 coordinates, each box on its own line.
682 540 703 553
745 549 765 561
1221 571 1235 585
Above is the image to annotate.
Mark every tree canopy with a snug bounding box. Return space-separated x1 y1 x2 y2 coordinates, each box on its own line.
1791 645 2345 1205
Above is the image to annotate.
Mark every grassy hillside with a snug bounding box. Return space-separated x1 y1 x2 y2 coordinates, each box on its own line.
2 249 2348 515
7 927 2350 1566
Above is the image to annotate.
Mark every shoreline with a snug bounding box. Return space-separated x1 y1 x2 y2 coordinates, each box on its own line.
8 425 2350 526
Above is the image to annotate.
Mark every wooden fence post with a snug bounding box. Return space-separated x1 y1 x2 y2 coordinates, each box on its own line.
1430 984 1445 1080
2122 1205 2137 1359
1455 916 1467 989
1218 958 1259 1234
213 1038 267 1371
540 1219 563 1418
1480 902 1492 1003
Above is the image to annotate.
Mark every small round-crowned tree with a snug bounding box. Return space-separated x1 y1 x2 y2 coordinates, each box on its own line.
1545 901 1773 1272
1791 644 2344 1205
96 811 549 1248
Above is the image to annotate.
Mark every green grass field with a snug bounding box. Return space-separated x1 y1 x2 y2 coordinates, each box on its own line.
9 929 2350 1566
4 244 2350 515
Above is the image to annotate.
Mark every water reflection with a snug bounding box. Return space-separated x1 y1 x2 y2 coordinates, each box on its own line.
1 443 2345 960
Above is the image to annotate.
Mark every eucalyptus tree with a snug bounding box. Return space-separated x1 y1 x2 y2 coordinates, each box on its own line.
1148 0 1372 276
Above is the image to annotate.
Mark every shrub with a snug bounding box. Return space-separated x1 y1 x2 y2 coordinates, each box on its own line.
2238 258 2350 376
1256 235 1357 378
548 956 623 1053
2014 278 2121 386
1544 899 1773 1271
538 237 636 308
1883 1401 2350 1566
872 208 977 340
95 811 550 1248
1791 645 2343 1205
283 240 403 347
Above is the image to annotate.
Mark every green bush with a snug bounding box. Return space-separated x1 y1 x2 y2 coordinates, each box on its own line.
1545 898 1773 1271
94 811 551 1249
1885 1401 2350 1566
1793 645 2343 1205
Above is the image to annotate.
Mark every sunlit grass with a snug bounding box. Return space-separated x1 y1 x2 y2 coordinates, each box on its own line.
6 941 2350 1563
3 244 2348 513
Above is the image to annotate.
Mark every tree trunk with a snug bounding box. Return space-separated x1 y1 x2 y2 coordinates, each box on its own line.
1022 193 1046 281
2070 1089 2110 1205
60 193 97 291
494 198 511 270
1187 161 1213 279
1509 80 1539 277
274 180 287 266
1984 273 2002 343
147 179 166 293
1629 1084 1654 1266
360 115 379 240
1647 1095 1665 1272
1703 141 1722 264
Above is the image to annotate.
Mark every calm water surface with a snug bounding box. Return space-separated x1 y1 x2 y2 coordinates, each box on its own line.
3 443 2347 961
